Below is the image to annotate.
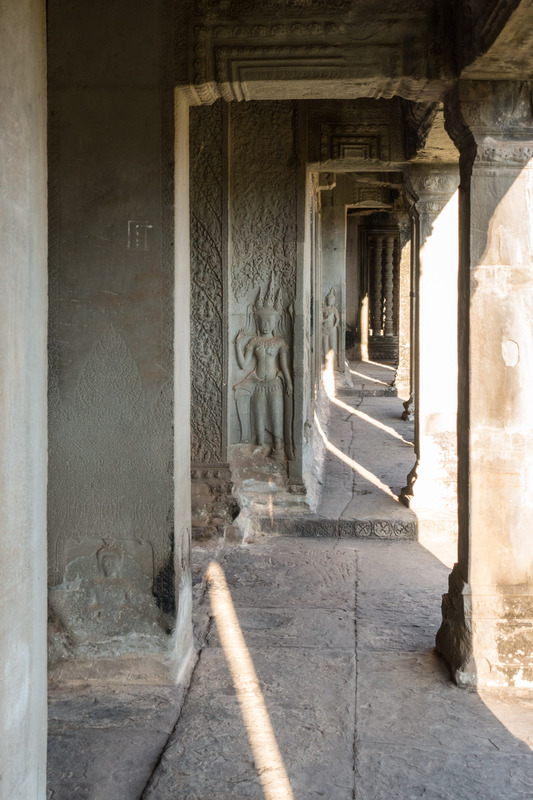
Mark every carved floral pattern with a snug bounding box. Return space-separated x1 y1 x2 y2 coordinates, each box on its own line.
190 102 225 464
230 101 298 301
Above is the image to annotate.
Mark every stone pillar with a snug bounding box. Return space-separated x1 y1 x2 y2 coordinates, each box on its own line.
437 81 533 688
189 101 238 541
0 0 48 796
401 167 459 525
371 234 384 336
47 1 191 681
383 234 395 337
320 196 346 371
394 215 412 401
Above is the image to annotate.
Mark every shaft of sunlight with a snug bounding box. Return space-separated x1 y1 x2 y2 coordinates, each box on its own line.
323 352 412 447
206 561 295 800
314 412 398 499
349 368 390 386
364 358 396 371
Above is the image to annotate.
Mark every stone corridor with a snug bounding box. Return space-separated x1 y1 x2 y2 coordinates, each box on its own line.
47 365 533 799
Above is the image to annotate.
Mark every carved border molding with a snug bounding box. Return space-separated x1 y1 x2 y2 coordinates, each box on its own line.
320 122 390 160
476 137 533 166
191 463 232 482
187 22 403 105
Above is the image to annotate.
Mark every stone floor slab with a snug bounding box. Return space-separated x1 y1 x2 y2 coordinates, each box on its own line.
355 743 533 800
144 646 356 800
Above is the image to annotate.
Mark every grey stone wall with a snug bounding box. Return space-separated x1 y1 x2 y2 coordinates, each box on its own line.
0 0 48 795
47 1 180 668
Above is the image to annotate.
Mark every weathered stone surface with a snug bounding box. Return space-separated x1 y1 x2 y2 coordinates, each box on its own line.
438 80 533 687
0 1 48 796
47 0 183 669
47 686 183 800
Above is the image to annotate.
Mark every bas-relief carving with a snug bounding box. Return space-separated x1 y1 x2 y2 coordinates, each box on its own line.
230 101 297 301
234 277 294 461
48 326 174 607
321 287 341 367
190 101 225 465
48 540 170 660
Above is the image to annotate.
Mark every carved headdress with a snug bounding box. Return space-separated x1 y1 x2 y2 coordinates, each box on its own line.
325 287 337 305
254 274 284 315
247 273 292 337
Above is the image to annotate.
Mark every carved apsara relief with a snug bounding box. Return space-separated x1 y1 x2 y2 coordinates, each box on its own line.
321 287 341 366
190 101 225 465
233 276 294 461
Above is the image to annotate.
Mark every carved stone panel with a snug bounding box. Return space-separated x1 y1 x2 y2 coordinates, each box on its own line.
48 326 175 656
190 101 226 465
230 101 298 302
229 101 299 454
233 275 294 461
47 9 177 662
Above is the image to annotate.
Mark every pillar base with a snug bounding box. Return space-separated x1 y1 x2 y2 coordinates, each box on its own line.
191 463 240 542
437 564 533 689
436 564 476 688
402 395 414 421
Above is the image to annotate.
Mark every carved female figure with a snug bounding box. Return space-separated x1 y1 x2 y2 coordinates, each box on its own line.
322 287 340 366
234 281 294 461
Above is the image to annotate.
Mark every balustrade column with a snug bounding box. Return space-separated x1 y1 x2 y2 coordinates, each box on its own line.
383 234 395 336
371 234 383 336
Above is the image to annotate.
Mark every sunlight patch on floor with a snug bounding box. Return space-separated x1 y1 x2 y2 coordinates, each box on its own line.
206 561 295 800
314 412 398 499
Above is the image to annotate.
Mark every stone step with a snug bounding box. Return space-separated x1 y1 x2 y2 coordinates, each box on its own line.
254 515 417 539
337 385 397 398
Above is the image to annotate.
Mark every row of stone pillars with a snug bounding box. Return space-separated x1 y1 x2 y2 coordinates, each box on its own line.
370 232 398 339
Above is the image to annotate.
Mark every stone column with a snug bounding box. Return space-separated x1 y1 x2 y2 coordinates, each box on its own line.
47 2 190 681
189 101 237 541
394 215 412 401
371 234 384 336
437 81 533 688
320 194 346 371
400 167 459 532
0 1 48 796
383 234 396 337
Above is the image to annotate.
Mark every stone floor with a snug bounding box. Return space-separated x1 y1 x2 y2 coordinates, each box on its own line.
47 362 533 799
